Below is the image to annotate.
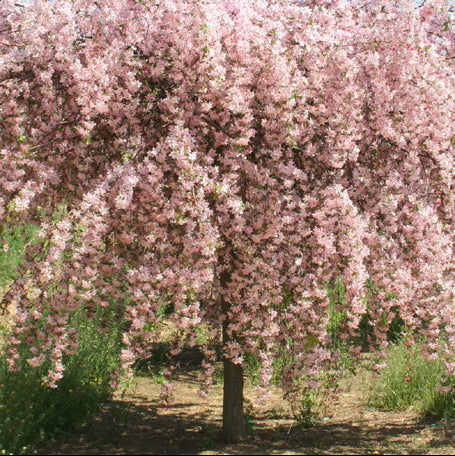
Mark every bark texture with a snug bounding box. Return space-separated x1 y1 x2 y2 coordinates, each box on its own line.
222 357 246 442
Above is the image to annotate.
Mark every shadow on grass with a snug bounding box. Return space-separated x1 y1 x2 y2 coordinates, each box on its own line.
36 393 450 455
258 421 429 455
425 420 455 452
37 398 221 455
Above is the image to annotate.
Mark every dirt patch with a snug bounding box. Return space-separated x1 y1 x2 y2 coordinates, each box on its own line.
37 366 455 455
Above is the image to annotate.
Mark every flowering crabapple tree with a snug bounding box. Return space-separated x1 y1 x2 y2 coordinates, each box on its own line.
1 0 455 442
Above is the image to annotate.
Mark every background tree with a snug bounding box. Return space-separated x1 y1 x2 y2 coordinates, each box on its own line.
1 0 455 442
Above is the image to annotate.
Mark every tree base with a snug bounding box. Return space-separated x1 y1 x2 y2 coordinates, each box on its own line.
222 358 246 443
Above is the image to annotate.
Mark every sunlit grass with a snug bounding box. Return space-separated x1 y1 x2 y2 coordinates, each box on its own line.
368 341 455 421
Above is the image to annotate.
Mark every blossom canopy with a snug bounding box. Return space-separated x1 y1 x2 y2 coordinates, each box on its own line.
1 0 455 393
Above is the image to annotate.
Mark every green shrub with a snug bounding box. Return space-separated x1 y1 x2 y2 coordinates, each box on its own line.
0 310 122 454
326 278 405 350
368 341 455 421
0 223 40 289
290 384 322 428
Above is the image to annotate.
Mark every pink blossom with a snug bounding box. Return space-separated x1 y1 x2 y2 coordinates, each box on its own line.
438 385 452 394
26 354 46 367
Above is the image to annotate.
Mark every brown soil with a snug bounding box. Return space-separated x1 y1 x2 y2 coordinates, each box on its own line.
37 365 455 455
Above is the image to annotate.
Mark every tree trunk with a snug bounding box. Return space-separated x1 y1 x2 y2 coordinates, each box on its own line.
219 269 246 443
222 356 246 442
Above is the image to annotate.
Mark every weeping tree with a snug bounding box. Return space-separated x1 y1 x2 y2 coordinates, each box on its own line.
1 0 455 442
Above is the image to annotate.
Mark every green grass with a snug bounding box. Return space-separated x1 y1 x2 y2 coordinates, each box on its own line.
0 223 40 289
368 341 455 421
